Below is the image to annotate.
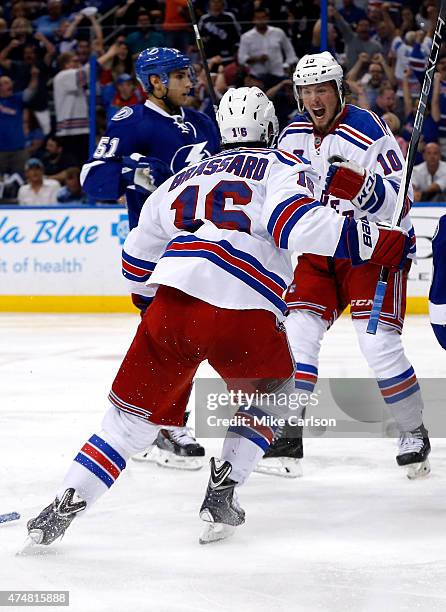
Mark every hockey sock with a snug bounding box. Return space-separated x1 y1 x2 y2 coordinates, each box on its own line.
294 362 318 393
223 405 281 484
377 365 424 432
57 432 128 507
57 406 160 507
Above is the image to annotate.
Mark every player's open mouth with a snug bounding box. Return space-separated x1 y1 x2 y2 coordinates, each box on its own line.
313 108 325 119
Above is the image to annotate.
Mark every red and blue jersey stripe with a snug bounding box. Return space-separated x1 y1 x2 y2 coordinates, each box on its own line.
74 434 126 488
335 124 373 151
122 250 156 283
377 366 420 404
267 194 320 249
162 235 288 314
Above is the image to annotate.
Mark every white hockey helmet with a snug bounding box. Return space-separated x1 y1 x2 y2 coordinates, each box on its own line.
217 87 279 147
293 52 344 113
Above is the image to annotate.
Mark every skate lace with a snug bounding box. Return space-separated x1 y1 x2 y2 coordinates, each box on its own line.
168 426 198 446
399 429 424 454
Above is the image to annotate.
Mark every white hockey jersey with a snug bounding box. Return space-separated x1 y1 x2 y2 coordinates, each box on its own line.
278 104 416 256
122 148 348 319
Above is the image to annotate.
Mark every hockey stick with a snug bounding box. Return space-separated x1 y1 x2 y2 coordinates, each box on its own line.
366 5 446 335
187 0 219 112
0 512 20 524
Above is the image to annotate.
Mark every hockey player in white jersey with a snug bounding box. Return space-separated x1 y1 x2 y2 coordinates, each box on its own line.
430 214 446 350
24 88 409 549
259 52 430 480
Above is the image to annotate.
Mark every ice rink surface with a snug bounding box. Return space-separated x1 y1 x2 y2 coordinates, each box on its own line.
1 313 446 612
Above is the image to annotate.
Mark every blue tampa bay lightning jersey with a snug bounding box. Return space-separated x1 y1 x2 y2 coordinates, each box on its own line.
429 214 446 350
80 99 220 228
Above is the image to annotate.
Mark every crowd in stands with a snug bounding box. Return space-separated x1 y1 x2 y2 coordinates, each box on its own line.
1 0 446 204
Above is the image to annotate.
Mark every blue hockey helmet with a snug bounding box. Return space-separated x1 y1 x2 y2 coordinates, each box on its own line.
135 47 192 92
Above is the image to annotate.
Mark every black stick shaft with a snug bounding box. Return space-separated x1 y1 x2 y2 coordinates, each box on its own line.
187 0 218 110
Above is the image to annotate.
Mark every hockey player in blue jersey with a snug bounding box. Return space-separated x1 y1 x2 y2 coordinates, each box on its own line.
81 47 220 469
430 214 446 350
81 47 220 231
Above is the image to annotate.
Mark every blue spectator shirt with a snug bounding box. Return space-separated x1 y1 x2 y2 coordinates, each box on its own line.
0 93 25 151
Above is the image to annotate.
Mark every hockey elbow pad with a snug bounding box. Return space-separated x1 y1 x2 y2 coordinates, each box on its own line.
345 218 410 268
325 160 384 211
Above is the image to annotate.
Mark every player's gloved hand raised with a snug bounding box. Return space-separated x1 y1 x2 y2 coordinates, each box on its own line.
122 153 171 194
346 218 410 268
325 158 384 211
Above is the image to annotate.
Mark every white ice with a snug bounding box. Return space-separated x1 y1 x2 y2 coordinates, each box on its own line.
1 313 446 612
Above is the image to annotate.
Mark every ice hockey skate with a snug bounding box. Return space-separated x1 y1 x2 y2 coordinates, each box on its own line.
255 423 303 478
397 424 431 480
19 489 86 554
199 458 245 544
132 426 205 470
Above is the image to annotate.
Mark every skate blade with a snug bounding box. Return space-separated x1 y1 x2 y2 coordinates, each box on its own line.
255 457 303 479
155 448 204 471
199 522 236 545
16 532 44 556
406 458 431 480
131 447 157 463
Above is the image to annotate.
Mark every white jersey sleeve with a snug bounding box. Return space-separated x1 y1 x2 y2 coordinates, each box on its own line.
261 159 345 253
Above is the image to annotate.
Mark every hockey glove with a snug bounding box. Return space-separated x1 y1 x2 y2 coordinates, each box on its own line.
122 154 171 195
345 218 410 268
131 293 153 317
325 159 385 212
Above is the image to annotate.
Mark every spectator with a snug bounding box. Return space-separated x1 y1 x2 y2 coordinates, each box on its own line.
382 112 408 158
105 73 144 120
390 31 425 101
265 78 296 130
332 9 382 70
33 0 65 41
56 166 87 204
0 36 55 135
432 60 446 156
0 69 38 177
0 18 10 50
125 9 165 57
6 18 35 61
63 8 104 58
42 135 78 182
400 6 417 38
402 69 438 155
198 0 240 66
347 52 395 108
412 143 446 202
371 84 396 116
339 0 367 27
23 108 45 158
369 4 396 57
162 0 191 53
53 44 119 166
100 39 133 85
115 0 161 34
311 16 340 57
238 7 297 88
17 157 60 205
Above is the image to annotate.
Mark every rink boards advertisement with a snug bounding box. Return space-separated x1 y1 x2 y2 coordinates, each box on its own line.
0 205 130 311
0 203 444 312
